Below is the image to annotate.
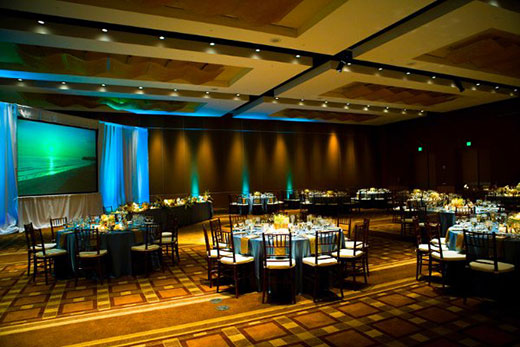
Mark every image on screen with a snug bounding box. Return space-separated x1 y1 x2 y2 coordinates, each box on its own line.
17 119 97 196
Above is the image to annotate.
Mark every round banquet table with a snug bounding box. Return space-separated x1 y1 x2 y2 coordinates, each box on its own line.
432 206 500 235
447 226 520 268
56 227 146 277
232 227 343 293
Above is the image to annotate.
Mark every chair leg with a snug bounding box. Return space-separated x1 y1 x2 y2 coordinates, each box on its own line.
338 264 344 298
207 258 212 288
352 260 356 283
43 258 49 285
33 257 37 282
366 250 370 276
27 252 31 277
159 249 165 273
416 252 420 280
216 262 221 293
362 258 367 284
233 266 239 298
428 257 432 285
262 268 267 304
313 267 318 303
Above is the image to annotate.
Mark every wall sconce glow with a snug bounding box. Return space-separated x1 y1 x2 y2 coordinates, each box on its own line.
418 146 423 152
466 141 472 147
286 171 293 198
190 166 199 197
242 167 250 196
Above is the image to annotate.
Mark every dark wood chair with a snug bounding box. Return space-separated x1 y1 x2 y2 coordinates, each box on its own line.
155 216 179 264
262 232 295 304
73 228 108 285
462 230 515 302
228 214 247 232
215 227 254 298
302 230 343 302
23 223 57 277
25 224 67 284
131 223 164 276
337 215 352 239
49 217 67 243
427 224 465 287
337 224 368 285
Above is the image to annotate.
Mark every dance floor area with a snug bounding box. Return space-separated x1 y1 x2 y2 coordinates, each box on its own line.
1 212 518 346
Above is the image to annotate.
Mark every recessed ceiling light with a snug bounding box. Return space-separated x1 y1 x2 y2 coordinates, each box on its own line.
17 78 23 82
255 48 261 52
159 36 165 40
61 81 66 85
101 28 108 33
432 76 436 79
209 42 215 46
406 72 411 75
295 54 301 58
378 67 383 71
101 83 106 87
138 86 143 89
38 20 45 25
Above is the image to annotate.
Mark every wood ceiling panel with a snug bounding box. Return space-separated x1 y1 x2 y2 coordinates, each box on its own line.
273 108 379 123
416 29 520 79
0 43 252 87
322 82 458 106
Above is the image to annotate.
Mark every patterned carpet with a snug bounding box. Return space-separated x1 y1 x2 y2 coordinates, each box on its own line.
0 213 519 346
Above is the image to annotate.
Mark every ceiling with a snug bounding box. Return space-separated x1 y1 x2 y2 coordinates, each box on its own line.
0 0 518 125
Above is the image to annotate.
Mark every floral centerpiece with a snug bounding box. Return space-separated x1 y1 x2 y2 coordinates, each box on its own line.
507 212 520 233
273 214 290 230
99 214 116 230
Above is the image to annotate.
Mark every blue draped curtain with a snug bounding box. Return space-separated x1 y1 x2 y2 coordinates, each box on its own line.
0 102 18 234
100 122 149 211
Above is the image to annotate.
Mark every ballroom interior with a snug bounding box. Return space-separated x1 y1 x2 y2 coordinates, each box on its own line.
0 1 519 346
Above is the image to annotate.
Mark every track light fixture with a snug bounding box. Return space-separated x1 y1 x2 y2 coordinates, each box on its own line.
336 60 346 72
454 80 465 93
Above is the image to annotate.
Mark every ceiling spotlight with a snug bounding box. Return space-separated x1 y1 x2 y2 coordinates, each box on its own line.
406 72 411 75
17 78 23 82
138 86 143 90
255 48 261 52
101 28 108 33
61 81 66 85
101 83 106 87
209 42 215 46
336 60 346 72
295 54 301 58
378 67 383 71
38 20 45 25
159 36 165 40
432 75 436 79
476 83 481 86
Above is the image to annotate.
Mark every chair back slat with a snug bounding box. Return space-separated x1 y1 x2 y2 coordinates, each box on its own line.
337 216 352 239
262 233 292 268
463 230 498 272
313 230 340 263
50 217 67 241
426 223 444 257
210 218 235 261
229 215 246 231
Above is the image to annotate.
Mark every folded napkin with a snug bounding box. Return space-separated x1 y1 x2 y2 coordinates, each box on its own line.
240 236 251 254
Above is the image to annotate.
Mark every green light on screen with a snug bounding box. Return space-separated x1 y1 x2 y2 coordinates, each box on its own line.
466 141 472 147
418 146 423 152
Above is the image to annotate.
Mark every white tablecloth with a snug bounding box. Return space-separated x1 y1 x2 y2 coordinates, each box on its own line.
18 193 103 229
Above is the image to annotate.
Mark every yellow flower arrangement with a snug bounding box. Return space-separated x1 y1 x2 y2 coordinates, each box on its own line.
273 214 290 229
